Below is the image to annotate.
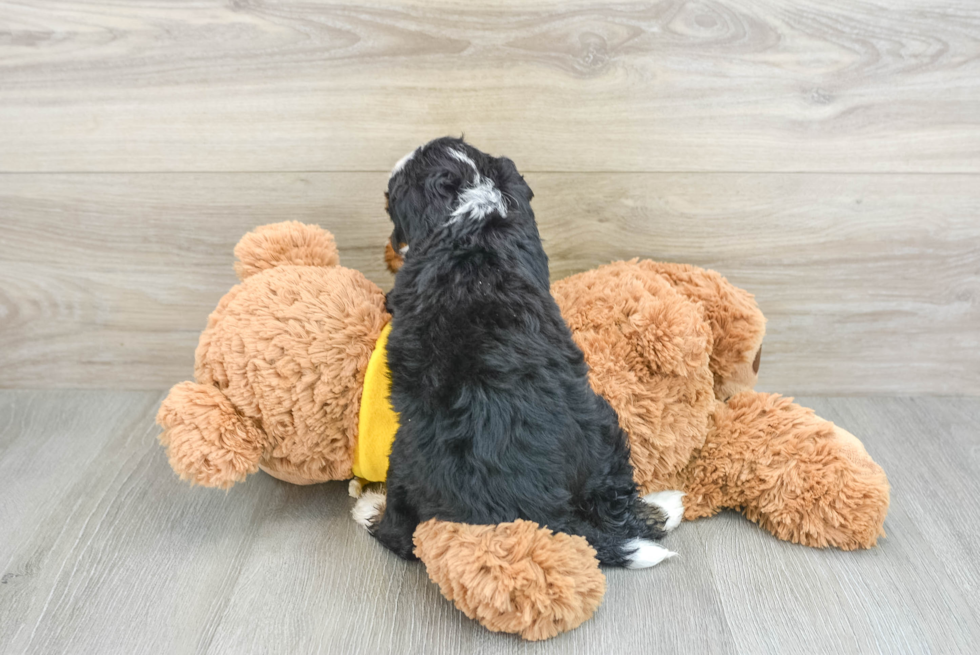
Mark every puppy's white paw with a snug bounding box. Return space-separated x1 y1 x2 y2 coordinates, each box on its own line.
625 538 676 569
642 490 686 531
351 490 386 530
348 477 365 499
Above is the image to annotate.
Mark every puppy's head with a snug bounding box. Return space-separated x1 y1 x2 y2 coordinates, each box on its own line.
384 136 533 270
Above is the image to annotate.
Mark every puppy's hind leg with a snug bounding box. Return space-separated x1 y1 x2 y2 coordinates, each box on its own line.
573 494 675 568
641 490 686 531
580 450 676 567
622 499 676 568
355 489 420 561
576 517 676 569
583 409 677 567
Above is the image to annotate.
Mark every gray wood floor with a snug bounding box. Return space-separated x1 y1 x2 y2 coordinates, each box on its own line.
1 392 977 654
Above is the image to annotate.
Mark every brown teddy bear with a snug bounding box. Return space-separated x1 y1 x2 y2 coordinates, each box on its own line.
157 221 889 641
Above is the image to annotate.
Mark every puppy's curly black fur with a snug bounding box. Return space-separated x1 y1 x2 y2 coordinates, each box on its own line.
371 137 669 567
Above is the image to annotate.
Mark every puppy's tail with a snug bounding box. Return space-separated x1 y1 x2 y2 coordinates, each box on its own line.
233 221 340 280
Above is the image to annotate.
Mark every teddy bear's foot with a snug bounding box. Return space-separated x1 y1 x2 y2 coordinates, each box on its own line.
682 392 890 550
156 381 269 489
413 519 606 641
641 490 686 531
802 424 891 550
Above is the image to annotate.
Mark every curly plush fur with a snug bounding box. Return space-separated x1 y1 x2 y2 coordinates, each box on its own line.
157 221 390 487
635 261 766 400
679 392 889 550
552 260 716 494
374 137 669 567
156 220 889 640
413 519 606 641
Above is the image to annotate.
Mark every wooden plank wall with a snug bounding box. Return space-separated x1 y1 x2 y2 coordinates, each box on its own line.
0 0 978 394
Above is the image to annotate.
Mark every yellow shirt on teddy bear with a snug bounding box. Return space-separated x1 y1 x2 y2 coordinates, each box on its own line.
352 322 399 482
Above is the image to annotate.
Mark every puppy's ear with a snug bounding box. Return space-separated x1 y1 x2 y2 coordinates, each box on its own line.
424 167 464 205
420 155 474 222
496 157 534 205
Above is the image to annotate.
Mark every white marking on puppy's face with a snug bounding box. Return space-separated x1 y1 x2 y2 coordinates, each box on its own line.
390 147 418 179
398 243 409 256
449 148 478 173
642 490 686 531
444 147 507 222
624 538 676 569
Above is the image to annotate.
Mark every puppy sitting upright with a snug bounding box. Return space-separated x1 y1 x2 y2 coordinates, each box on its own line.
355 137 679 568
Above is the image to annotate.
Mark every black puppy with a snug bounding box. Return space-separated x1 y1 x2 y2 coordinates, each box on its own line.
353 137 680 568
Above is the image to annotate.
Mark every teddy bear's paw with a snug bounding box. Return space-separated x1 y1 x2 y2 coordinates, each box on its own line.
642 490 686 531
156 382 267 489
352 489 386 531
624 538 676 569
413 519 606 640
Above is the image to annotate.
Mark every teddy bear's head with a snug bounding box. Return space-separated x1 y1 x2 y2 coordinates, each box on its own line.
158 222 390 488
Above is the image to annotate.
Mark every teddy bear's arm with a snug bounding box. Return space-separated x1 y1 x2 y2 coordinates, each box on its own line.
678 392 890 550
156 381 271 489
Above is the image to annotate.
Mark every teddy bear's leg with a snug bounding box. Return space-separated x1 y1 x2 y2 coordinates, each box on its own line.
412 519 606 641
636 261 766 399
679 392 889 550
156 381 270 489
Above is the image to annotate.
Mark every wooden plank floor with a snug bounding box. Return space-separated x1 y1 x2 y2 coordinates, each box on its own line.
1 391 977 654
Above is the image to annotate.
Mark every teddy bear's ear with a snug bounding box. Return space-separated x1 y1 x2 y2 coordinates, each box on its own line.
234 221 340 281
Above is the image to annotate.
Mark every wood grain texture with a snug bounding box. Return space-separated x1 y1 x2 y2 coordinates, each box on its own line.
1 172 977 394
0 0 978 172
1 391 978 654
